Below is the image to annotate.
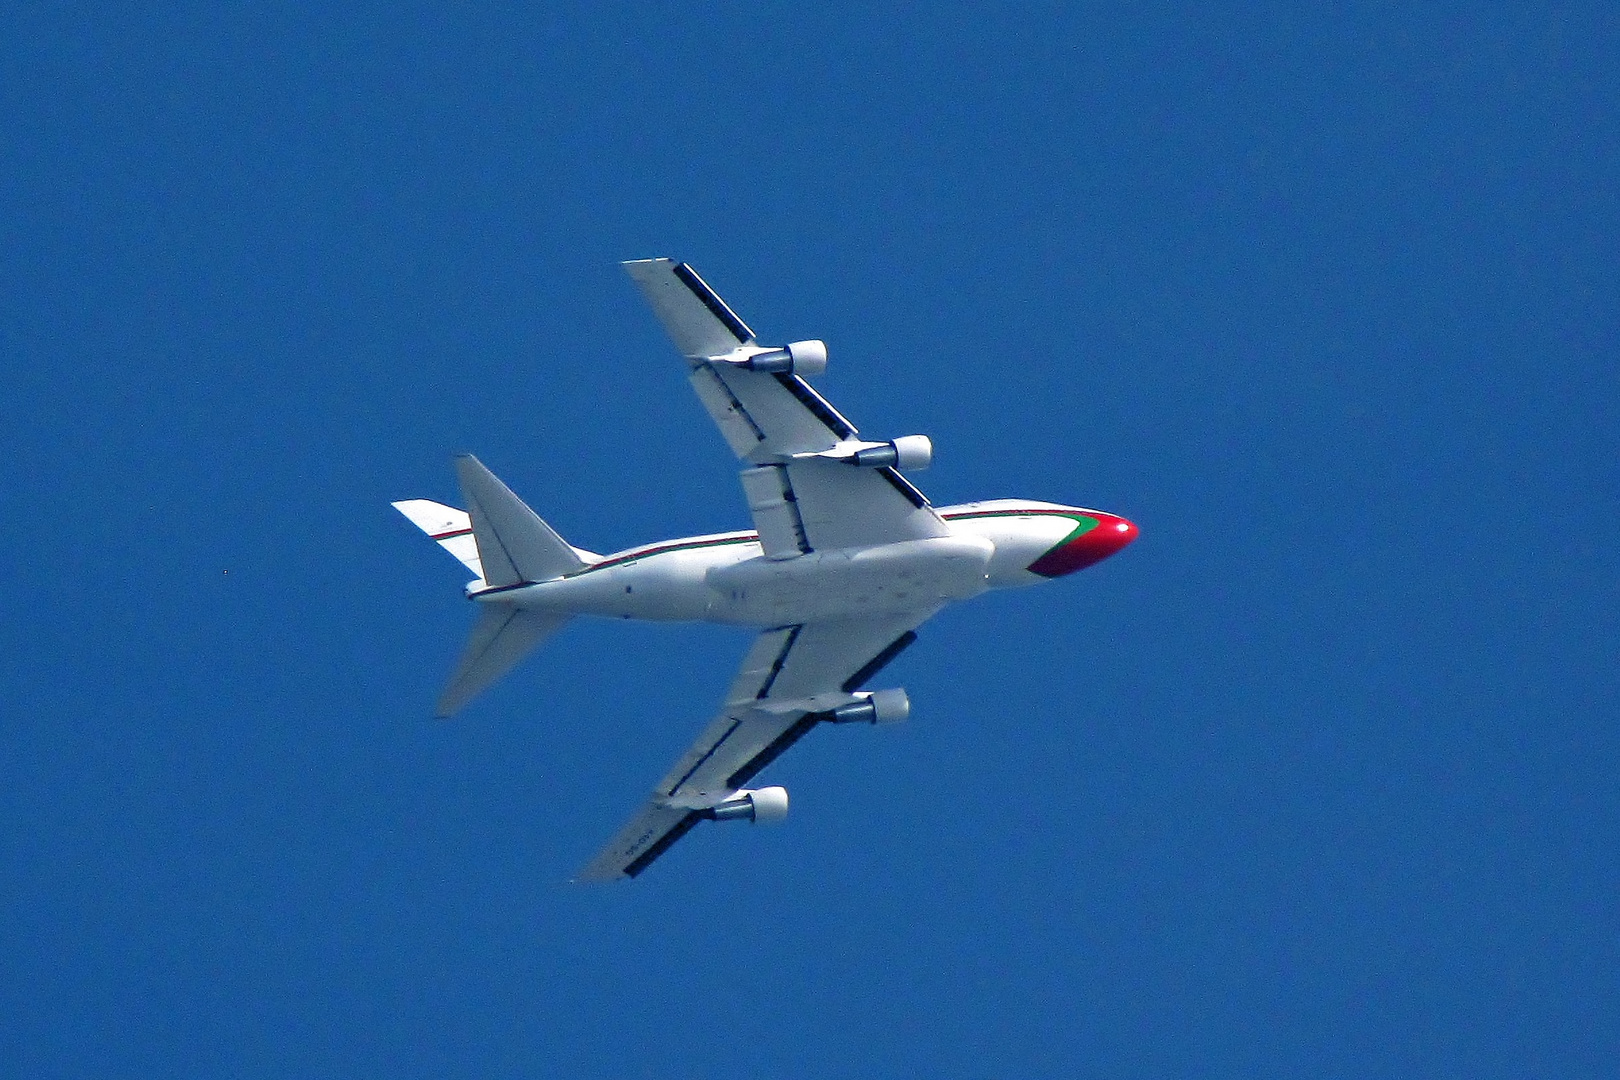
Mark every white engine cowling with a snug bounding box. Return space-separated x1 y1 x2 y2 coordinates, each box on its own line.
829 687 910 726
852 435 932 471
708 786 790 824
744 340 828 376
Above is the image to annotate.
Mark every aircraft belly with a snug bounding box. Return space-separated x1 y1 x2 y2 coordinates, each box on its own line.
505 535 993 626
511 555 722 622
947 513 1078 587
704 535 993 624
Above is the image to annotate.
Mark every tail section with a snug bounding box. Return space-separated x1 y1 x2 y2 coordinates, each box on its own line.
392 499 485 582
454 454 587 588
436 605 570 717
395 454 599 715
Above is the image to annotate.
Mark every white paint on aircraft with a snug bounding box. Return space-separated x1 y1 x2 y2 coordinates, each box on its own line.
393 259 1138 881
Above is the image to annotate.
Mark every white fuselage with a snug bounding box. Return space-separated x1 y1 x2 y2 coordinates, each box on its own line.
476 500 1130 626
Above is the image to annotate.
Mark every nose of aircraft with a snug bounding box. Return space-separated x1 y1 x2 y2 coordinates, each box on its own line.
1027 512 1139 577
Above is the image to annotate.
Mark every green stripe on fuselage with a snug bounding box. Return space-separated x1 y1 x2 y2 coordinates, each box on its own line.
942 508 1099 539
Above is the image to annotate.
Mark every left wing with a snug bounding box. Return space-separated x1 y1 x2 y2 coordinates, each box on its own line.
623 258 949 555
576 609 935 882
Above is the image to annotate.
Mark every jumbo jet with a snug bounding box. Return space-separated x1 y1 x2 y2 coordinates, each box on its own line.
394 259 1137 881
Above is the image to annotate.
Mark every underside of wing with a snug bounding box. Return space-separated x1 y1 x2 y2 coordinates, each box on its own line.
623 258 755 360
623 257 948 551
576 610 936 882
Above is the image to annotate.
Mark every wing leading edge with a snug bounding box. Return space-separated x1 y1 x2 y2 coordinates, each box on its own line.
576 610 935 882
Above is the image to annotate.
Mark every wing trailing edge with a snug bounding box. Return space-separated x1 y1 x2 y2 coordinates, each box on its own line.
575 612 937 881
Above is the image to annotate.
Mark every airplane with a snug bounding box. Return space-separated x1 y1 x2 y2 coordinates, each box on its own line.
393 259 1138 881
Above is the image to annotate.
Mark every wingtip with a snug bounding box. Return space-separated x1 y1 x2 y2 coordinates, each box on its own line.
434 682 474 718
434 683 471 718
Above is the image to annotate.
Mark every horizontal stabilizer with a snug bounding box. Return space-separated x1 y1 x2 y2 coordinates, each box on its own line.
437 605 570 717
455 455 587 588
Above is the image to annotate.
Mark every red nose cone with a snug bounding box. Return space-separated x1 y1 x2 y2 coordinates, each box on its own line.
1027 513 1139 578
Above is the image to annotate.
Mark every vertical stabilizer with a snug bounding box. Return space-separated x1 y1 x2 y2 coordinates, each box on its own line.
454 455 586 587
392 499 485 582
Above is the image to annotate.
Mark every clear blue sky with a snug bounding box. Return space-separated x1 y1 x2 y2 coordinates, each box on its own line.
4 4 1616 1077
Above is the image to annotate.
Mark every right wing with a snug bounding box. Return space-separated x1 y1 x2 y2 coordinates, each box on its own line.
575 609 935 882
623 258 949 556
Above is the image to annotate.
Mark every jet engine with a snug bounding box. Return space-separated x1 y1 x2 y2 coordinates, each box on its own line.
851 435 932 471
828 687 910 726
741 340 828 376
707 786 790 824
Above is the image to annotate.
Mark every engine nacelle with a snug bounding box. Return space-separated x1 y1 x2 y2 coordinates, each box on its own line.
707 786 789 824
851 435 932 471
829 687 910 726
744 339 828 376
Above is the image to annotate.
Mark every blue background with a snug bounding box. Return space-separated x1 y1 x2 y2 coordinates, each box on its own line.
3 4 1616 1077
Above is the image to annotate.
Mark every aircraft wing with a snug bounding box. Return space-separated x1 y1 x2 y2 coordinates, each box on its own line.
623 258 950 555
576 608 936 882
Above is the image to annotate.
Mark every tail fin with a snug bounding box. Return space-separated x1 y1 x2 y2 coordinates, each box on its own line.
392 499 485 582
396 455 598 715
454 454 586 587
437 605 570 717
